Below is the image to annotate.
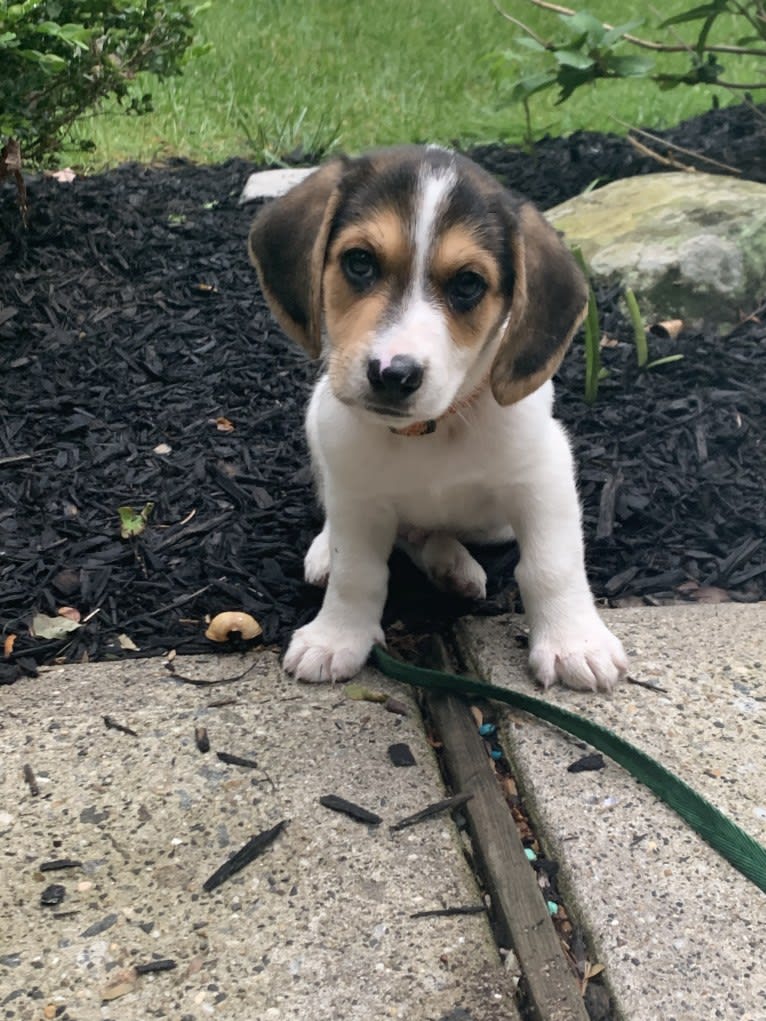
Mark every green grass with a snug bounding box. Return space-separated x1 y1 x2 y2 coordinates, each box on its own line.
65 0 763 169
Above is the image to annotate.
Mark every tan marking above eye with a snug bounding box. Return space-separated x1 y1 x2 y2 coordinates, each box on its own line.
430 227 500 293
329 209 411 277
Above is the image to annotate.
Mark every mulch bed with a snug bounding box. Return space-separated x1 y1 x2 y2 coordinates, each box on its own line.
1 102 764 682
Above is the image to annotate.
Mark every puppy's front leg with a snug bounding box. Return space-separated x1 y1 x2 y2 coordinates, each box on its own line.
284 504 396 683
509 422 628 692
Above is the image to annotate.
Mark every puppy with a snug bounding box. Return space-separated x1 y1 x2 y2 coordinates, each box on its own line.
249 145 628 692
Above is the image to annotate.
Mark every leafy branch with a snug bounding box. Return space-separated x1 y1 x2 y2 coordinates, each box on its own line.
489 0 766 137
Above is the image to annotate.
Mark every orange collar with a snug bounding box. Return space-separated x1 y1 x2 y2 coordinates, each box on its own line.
390 377 489 437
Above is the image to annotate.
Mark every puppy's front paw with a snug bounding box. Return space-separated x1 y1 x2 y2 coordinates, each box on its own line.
529 615 628 693
283 618 383 683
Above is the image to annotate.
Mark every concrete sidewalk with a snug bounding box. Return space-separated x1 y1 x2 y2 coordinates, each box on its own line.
0 655 516 1021
2 603 765 1020
458 602 766 1021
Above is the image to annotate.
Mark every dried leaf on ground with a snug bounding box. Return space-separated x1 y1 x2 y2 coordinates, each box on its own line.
30 613 81 640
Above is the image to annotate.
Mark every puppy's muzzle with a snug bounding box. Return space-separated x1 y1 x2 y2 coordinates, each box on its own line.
366 355 424 404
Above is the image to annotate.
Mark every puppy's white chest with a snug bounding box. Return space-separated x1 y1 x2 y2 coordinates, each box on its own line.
393 479 506 536
309 376 528 536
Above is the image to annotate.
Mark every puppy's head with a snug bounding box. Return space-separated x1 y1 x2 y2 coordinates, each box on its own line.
249 146 586 426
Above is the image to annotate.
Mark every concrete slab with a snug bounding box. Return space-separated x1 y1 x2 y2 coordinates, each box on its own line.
239 167 315 204
457 603 766 1021
0 652 517 1020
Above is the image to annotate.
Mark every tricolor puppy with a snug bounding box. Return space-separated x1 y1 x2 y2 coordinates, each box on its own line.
249 145 628 691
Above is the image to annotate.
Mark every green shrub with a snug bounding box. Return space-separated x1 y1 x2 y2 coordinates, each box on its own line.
0 0 204 186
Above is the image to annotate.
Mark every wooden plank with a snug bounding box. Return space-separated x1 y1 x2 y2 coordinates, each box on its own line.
425 684 590 1021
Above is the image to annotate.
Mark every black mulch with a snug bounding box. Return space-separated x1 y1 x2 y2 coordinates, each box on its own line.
1 103 764 680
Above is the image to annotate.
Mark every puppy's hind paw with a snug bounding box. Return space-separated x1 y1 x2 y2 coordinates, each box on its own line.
304 528 331 588
529 617 628 693
421 534 487 600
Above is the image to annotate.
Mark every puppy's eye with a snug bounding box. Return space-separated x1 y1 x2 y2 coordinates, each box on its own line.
446 270 487 313
341 248 378 289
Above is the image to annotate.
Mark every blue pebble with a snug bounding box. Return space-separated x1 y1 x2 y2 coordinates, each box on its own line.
524 847 537 862
489 748 502 760
547 900 558 916
478 723 496 736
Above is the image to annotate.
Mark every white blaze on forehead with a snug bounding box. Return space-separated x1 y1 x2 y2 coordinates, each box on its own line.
411 162 458 289
366 162 469 419
372 162 458 375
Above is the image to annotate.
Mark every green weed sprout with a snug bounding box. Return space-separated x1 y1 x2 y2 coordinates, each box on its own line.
572 247 604 404
625 286 685 370
624 287 648 366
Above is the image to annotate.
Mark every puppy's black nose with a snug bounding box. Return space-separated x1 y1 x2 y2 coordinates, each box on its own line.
367 355 424 400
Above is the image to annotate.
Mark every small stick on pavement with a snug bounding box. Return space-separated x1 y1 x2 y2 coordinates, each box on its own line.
390 792 473 832
410 905 486 919
103 715 138 737
203 819 288 893
23 763 39 796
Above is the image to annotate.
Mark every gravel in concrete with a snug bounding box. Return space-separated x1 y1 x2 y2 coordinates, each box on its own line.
457 603 766 1021
0 652 517 1021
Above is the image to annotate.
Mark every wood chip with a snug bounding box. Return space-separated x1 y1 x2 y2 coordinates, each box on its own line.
23 763 39 796
40 884 66 906
203 819 287 893
388 743 416 767
216 751 257 769
319 795 382 825
567 753 606 774
40 859 82 872
134 958 177 975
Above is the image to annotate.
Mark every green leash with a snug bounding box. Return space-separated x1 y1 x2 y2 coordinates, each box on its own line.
371 645 766 895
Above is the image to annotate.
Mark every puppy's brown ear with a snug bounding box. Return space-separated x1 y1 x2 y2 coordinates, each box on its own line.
490 202 587 406
248 160 346 358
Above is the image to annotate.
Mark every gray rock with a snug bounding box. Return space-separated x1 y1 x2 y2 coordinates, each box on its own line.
239 166 314 203
547 172 766 327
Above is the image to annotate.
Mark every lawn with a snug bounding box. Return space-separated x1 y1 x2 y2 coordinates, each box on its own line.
68 0 762 168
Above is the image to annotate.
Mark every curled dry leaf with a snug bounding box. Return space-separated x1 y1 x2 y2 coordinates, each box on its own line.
650 319 684 341
214 416 235 433
205 611 262 642
677 579 731 604
3 634 16 657
57 606 81 623
691 585 731 604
